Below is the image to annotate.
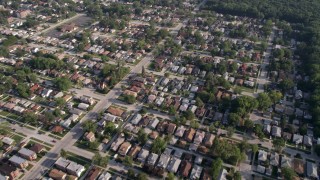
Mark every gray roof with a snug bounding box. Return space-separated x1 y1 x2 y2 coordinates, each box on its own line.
9 155 27 165
307 162 318 179
157 154 170 169
147 153 159 166
18 148 35 157
166 157 181 173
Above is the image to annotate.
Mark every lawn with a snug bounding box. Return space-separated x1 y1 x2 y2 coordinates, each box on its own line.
66 152 91 166
11 134 24 144
30 137 53 148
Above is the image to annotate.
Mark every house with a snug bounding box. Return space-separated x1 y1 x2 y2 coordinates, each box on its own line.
193 131 205 145
131 113 142 125
257 165 266 174
107 107 124 117
270 153 279 166
203 133 215 147
303 135 312 147
9 155 28 168
275 104 285 113
258 150 267 162
41 88 53 98
137 149 150 163
84 132 96 142
127 145 141 158
175 126 186 137
293 159 304 175
30 143 45 153
167 157 181 173
147 153 159 166
271 126 281 137
292 134 303 145
180 160 192 178
195 107 206 117
157 154 170 169
52 125 64 134
78 103 90 110
307 162 318 179
0 164 20 180
184 128 196 142
111 137 125 152
97 171 112 180
166 123 177 134
103 113 117 122
148 119 160 129
18 148 37 161
190 165 203 180
55 157 71 171
85 166 101 180
49 168 67 180
281 156 292 168
66 161 86 177
2 137 14 145
118 142 131 156
218 168 228 180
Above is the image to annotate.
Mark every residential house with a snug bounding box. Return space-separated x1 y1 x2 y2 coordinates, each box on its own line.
193 131 205 145
9 155 28 168
292 134 303 145
137 149 150 163
18 148 37 161
306 162 318 179
118 142 131 156
85 167 101 180
190 165 203 180
281 156 292 168
30 143 45 154
175 126 186 137
166 157 181 173
49 169 67 180
303 135 312 147
270 153 279 166
84 132 96 142
127 145 141 158
180 160 192 178
271 126 281 137
293 159 304 175
2 137 14 145
0 164 20 180
66 161 86 177
111 137 125 152
166 123 177 134
131 113 142 125
107 107 124 117
258 150 267 162
184 128 196 142
203 133 215 147
157 154 170 169
147 153 159 166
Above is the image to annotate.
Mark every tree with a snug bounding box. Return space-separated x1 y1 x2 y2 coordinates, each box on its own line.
268 90 282 104
183 110 195 120
55 77 72 91
137 129 148 145
82 121 97 132
23 112 38 125
234 171 242 180
227 126 235 137
273 138 285 152
229 113 241 126
168 105 176 115
60 149 67 157
92 153 109 167
211 158 223 179
251 144 258 155
123 156 133 167
233 86 242 95
282 167 297 180
16 84 30 98
314 144 320 156
244 119 254 131
151 137 167 154
141 66 145 76
123 95 136 104
55 98 66 108
127 169 136 178
89 141 99 150
195 97 204 107
137 173 148 180
257 93 272 111
166 172 175 180
279 79 294 92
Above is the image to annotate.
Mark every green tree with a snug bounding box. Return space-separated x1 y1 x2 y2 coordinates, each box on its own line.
92 153 109 167
195 97 204 107
211 158 223 179
89 141 99 150
123 156 133 167
257 93 272 111
151 137 167 154
82 121 97 132
127 169 136 178
279 79 294 92
244 119 254 131
234 171 242 180
137 129 148 145
282 167 297 180
268 90 282 104
60 149 67 157
124 95 136 104
22 112 38 125
55 77 72 91
229 113 241 126
314 144 320 156
227 126 235 137
273 138 285 152
183 110 195 120
55 98 66 108
251 144 259 155
137 173 148 180
166 172 175 180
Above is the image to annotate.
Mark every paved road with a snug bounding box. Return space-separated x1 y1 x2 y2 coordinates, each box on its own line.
33 13 85 36
256 28 275 93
